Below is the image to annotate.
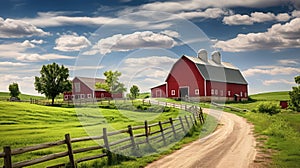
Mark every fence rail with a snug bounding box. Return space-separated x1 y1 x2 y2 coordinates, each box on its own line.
1 102 205 168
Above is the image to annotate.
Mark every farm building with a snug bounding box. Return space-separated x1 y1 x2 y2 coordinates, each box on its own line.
151 50 248 102
64 77 122 100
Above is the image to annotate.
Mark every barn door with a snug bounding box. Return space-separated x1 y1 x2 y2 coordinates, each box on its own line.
156 90 161 97
179 87 189 98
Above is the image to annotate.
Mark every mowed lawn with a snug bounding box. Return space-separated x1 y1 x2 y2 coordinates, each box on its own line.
0 101 192 167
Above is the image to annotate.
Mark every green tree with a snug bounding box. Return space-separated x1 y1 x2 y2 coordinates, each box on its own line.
96 70 126 93
289 75 300 112
34 63 72 105
130 85 140 99
8 82 21 98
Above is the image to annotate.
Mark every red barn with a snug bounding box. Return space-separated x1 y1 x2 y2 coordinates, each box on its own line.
64 77 123 100
151 50 248 102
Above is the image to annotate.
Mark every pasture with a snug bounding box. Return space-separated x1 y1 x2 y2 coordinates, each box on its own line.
0 100 214 167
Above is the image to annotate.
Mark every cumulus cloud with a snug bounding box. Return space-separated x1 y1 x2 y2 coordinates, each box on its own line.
0 17 49 38
95 31 177 55
215 18 300 52
160 30 180 38
54 34 91 52
242 66 300 77
262 79 295 86
292 10 300 17
0 74 38 95
223 12 291 25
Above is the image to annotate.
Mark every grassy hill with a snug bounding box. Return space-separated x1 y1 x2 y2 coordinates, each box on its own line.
250 91 290 101
0 92 44 101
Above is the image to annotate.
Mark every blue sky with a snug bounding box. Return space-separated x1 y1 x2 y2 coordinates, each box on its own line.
0 0 299 95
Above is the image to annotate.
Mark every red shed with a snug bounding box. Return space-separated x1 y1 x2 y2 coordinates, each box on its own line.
151 50 248 102
64 77 123 100
151 84 167 98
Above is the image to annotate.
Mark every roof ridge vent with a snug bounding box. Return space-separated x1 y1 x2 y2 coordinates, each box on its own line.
211 51 221 64
197 49 208 62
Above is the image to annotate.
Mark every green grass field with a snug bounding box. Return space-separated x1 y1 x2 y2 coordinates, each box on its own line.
0 92 44 101
225 91 300 167
0 100 212 167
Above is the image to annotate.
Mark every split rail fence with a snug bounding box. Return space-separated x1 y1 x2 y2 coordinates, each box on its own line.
0 102 205 168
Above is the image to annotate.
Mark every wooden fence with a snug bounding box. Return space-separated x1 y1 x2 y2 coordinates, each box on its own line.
0 106 205 168
211 102 248 112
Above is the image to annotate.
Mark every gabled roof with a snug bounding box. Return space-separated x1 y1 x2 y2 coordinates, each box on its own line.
183 55 247 85
75 77 106 91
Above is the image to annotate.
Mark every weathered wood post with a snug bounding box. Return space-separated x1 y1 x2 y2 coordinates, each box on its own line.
144 120 149 144
158 121 166 145
103 128 112 165
169 117 176 138
65 134 76 167
128 125 136 149
184 115 191 130
192 113 197 125
189 115 194 127
179 116 185 133
3 146 12 168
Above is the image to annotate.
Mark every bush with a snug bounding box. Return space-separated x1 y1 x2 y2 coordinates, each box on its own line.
257 102 281 115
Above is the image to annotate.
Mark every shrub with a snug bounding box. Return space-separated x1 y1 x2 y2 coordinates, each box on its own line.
257 102 281 115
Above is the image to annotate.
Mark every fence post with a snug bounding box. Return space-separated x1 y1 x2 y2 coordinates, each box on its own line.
184 115 191 130
200 107 205 124
3 146 12 168
192 113 197 125
128 125 136 149
169 118 176 139
188 115 193 126
103 128 112 165
185 104 187 111
179 116 186 133
144 120 149 144
158 121 166 145
65 134 76 168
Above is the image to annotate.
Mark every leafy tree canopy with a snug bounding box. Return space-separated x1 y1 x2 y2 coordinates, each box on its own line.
289 75 300 112
130 85 140 99
35 62 71 105
96 70 126 93
9 82 20 98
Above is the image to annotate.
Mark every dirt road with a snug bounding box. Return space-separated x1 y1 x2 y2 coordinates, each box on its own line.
146 108 257 168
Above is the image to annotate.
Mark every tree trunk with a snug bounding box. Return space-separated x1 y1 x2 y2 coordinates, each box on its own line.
51 97 54 105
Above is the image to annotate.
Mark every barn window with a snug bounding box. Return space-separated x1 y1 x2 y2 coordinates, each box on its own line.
215 89 218 95
211 89 214 95
75 82 80 92
228 91 231 96
81 94 85 99
195 89 199 95
240 92 243 97
171 90 175 96
64 95 69 100
220 90 223 96
87 94 92 98
71 95 75 100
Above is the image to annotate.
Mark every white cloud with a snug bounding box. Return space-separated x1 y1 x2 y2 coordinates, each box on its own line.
0 17 49 38
54 34 91 52
0 75 38 95
263 79 295 86
16 53 74 62
30 39 44 44
123 56 177 68
292 10 300 17
21 40 35 48
160 30 180 38
223 12 291 25
215 18 300 52
95 31 177 55
242 66 300 77
277 59 298 65
0 61 28 66
175 8 232 20
140 0 286 13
